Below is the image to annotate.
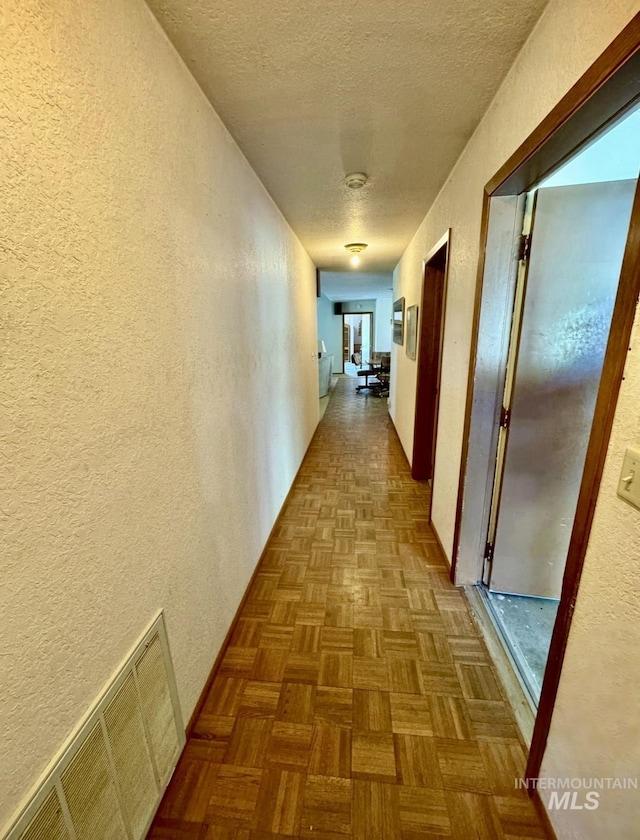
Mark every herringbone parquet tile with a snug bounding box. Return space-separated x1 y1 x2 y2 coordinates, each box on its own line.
148 378 548 839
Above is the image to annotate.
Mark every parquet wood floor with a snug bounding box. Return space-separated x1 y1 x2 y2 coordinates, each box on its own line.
148 378 548 839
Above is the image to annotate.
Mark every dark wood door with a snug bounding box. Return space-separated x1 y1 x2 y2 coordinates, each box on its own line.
412 244 447 481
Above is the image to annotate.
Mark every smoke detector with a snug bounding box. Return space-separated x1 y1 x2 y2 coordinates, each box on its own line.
344 172 368 189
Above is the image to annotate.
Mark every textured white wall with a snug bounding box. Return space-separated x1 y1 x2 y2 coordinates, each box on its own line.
540 316 640 838
389 1 640 837
316 294 340 365
0 0 318 828
375 292 393 351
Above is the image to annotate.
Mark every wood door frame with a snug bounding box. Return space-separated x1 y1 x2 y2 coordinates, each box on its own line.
342 311 374 371
450 14 640 783
341 319 350 370
412 231 450 485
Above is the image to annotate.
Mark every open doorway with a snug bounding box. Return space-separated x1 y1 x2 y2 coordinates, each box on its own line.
483 111 639 703
342 312 373 373
467 106 639 705
452 41 640 781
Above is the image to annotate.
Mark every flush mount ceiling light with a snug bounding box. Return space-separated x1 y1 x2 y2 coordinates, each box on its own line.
345 242 368 267
344 172 368 189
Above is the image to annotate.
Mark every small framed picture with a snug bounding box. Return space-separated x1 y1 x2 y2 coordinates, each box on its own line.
406 304 419 360
393 297 405 345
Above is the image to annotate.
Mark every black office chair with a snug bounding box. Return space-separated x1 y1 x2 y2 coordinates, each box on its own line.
356 352 390 395
371 353 391 397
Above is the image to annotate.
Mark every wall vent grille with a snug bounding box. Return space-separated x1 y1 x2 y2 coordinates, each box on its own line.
103 674 157 837
19 791 69 840
61 724 128 840
2 612 185 840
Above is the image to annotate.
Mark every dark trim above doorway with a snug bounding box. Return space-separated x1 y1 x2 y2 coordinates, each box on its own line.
451 11 640 786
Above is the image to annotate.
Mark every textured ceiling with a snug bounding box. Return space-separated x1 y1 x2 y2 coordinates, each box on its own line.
146 0 548 277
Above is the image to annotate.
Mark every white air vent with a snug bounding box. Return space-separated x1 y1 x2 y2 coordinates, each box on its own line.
18 791 69 840
103 674 158 837
135 635 181 785
61 724 128 840
2 612 185 840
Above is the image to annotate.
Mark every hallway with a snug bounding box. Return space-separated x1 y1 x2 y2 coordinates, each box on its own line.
149 379 547 839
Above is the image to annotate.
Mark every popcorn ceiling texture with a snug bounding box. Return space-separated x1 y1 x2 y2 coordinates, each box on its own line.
0 0 317 828
145 0 549 273
389 1 640 837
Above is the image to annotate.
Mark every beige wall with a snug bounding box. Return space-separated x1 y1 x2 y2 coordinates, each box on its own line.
539 321 640 839
389 1 640 837
0 0 318 828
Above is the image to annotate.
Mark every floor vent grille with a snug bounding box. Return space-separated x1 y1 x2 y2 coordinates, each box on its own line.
3 612 185 840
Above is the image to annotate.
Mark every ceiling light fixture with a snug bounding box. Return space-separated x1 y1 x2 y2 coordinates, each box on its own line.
344 172 368 190
345 242 368 268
